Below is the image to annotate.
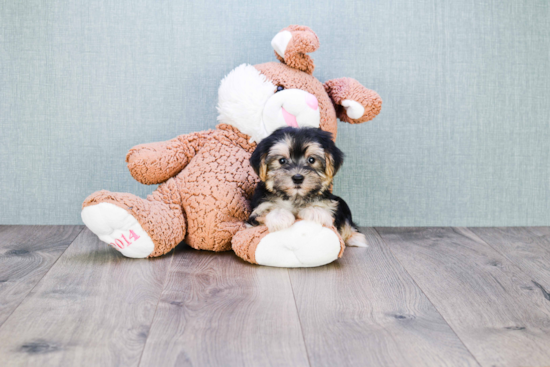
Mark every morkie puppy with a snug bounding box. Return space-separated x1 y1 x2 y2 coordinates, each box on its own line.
248 127 367 247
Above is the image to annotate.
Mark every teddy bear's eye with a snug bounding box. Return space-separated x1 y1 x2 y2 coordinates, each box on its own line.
279 158 287 165
276 85 285 93
308 157 315 164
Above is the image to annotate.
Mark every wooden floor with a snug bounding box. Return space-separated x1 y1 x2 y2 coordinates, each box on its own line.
1 226 550 366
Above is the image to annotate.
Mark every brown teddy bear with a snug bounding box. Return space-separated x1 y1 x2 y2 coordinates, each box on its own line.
81 25 381 267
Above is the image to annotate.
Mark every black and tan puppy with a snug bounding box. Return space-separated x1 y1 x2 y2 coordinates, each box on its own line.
248 127 367 247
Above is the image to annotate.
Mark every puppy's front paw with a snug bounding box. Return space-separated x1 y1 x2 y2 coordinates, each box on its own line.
298 207 334 227
265 209 295 232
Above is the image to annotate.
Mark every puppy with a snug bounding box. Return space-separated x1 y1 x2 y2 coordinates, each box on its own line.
248 127 367 247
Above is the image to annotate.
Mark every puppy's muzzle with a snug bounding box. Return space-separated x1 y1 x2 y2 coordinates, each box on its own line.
292 174 305 184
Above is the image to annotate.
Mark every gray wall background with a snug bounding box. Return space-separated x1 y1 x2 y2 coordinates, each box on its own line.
1 0 549 226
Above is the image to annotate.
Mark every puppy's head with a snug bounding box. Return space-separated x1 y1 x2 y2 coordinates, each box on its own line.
250 127 344 198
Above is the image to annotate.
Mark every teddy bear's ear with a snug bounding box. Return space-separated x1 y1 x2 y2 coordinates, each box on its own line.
271 25 319 75
324 77 382 124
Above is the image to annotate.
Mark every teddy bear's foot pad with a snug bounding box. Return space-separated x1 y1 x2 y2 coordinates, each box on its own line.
254 220 341 268
81 203 154 258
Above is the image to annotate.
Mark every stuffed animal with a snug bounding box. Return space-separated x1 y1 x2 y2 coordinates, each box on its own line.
81 25 382 267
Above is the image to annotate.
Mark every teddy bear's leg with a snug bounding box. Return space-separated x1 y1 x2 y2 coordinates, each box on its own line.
232 221 344 267
81 178 186 258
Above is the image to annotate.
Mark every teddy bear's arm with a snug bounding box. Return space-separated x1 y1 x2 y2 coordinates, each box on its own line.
125 130 214 185
324 78 382 124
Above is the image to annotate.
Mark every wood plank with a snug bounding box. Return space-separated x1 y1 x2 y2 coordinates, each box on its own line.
139 248 309 367
376 227 550 367
0 225 84 326
0 228 173 367
288 228 479 367
470 227 550 291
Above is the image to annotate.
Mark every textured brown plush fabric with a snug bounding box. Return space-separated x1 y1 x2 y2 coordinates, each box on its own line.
82 25 382 264
83 179 186 257
324 77 383 124
231 225 269 264
274 25 319 75
84 124 258 256
231 223 346 265
125 130 215 185
255 62 339 139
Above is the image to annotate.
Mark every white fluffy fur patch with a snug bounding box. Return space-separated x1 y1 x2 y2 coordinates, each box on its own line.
346 231 368 247
217 64 275 143
297 207 334 227
265 208 296 232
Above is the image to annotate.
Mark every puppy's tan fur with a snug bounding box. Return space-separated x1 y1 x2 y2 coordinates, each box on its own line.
249 128 367 248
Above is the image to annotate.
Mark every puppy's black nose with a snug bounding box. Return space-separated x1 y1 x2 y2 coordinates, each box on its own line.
292 174 305 184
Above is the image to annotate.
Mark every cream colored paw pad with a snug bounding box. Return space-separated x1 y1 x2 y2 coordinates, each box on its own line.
81 203 154 258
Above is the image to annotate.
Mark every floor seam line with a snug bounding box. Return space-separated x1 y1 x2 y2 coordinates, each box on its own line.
464 227 549 297
0 225 86 330
373 227 484 367
137 248 176 367
287 270 313 367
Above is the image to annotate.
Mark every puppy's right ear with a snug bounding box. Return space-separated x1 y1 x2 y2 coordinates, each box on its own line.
324 144 344 180
250 140 270 181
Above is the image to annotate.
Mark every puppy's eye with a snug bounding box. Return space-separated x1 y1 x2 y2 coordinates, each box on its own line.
276 85 285 93
279 158 287 165
307 157 316 164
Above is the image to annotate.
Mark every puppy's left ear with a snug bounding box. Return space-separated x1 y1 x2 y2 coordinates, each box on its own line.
324 78 382 124
325 142 344 179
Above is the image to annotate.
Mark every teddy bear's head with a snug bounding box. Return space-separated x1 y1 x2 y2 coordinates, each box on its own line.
217 25 382 143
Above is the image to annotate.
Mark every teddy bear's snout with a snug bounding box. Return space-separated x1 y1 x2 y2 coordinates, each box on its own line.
262 88 321 137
